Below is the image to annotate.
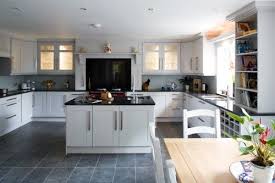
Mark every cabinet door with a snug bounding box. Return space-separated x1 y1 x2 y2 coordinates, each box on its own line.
192 38 203 74
165 93 184 117
181 42 193 74
150 94 166 117
0 35 10 57
46 92 66 117
66 107 92 147
22 92 33 124
163 43 180 73
21 41 37 74
33 92 47 117
93 106 119 147
11 39 22 75
119 106 150 146
143 43 161 73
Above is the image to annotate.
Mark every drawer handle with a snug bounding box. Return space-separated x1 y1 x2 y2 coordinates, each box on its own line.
188 96 193 98
198 101 206 104
198 117 205 123
120 111 123 131
72 94 84 96
7 103 17 107
6 115 16 119
7 98 16 101
114 111 117 131
88 112 91 131
172 107 181 110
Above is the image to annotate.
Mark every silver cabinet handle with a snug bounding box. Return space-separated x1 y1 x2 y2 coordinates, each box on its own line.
120 111 123 131
172 107 181 110
198 117 205 123
188 95 193 98
198 101 206 104
6 114 16 119
195 57 199 71
32 93 35 107
7 103 17 107
114 111 117 130
190 58 193 70
7 98 16 101
88 112 91 131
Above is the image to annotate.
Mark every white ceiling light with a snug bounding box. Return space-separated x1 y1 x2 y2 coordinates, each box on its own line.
147 8 155 13
10 7 23 15
89 23 102 29
80 8 87 11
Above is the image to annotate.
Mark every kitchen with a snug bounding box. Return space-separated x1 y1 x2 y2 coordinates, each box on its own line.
0 0 275 183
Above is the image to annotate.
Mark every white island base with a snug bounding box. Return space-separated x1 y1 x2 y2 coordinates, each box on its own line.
65 105 155 154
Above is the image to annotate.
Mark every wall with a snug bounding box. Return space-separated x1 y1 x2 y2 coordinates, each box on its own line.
142 75 217 93
0 76 24 90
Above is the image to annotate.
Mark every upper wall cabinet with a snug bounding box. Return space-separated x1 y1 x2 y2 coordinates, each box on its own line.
181 37 216 76
37 40 74 75
143 43 180 74
0 34 10 58
11 39 37 75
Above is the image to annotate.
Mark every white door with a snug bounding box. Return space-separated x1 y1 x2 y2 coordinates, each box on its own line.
11 39 22 75
163 43 180 73
150 94 166 117
22 92 33 124
93 106 119 147
181 42 193 74
21 41 37 74
119 106 150 146
46 92 66 117
66 106 93 147
33 92 47 117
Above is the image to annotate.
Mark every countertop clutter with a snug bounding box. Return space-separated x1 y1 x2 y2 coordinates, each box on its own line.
65 96 156 105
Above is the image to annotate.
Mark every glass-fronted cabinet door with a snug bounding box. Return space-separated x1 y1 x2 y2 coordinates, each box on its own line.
143 43 161 73
163 43 180 72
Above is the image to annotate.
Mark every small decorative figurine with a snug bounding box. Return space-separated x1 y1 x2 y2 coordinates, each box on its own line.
104 42 112 53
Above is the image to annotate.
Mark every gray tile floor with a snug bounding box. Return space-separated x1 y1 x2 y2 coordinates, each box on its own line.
0 122 166 183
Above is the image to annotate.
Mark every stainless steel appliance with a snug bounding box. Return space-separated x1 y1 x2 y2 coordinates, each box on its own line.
0 57 11 76
0 89 8 96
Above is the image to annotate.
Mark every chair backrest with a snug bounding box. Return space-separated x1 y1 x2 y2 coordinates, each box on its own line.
183 109 221 138
149 123 165 183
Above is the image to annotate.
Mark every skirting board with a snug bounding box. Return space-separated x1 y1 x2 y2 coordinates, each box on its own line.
156 117 182 122
32 117 65 122
66 146 152 154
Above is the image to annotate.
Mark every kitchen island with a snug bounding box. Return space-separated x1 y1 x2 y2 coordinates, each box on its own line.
64 96 155 154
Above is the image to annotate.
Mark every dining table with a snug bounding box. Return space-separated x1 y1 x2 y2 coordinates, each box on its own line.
164 138 250 183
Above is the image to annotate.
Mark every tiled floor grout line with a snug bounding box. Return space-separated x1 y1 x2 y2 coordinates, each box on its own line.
19 167 36 183
65 156 82 183
89 155 100 183
42 167 55 183
111 154 118 183
0 167 13 182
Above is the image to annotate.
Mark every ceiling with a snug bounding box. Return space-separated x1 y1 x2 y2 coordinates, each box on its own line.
0 0 253 40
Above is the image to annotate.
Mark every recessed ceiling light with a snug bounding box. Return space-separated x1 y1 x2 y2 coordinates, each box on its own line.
80 8 87 11
147 8 154 12
10 7 23 15
89 24 102 29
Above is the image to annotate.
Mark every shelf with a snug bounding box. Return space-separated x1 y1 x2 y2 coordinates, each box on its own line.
236 51 257 56
234 103 258 113
235 71 258 73
236 32 257 40
235 87 258 93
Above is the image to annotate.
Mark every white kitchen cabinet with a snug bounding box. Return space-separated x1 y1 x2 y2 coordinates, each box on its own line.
165 93 184 118
33 92 47 117
11 39 37 75
180 36 215 76
0 95 22 136
21 92 33 125
143 43 180 74
46 92 66 117
66 106 93 147
93 106 119 147
119 106 150 146
0 34 10 57
149 93 166 117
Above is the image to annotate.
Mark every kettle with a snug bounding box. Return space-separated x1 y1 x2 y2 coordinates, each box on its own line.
171 82 177 91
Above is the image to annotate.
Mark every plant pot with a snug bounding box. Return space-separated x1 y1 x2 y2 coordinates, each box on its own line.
185 85 190 92
251 162 274 183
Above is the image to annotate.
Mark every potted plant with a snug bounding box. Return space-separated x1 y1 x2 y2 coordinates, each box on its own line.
178 76 192 92
227 109 275 183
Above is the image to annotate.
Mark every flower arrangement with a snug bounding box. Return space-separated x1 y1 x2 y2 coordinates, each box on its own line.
227 109 275 167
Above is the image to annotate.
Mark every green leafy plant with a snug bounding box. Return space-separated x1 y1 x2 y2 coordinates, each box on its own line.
227 108 275 167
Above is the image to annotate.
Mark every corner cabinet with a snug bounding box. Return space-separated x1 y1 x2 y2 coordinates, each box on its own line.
180 36 216 76
11 39 37 75
143 43 180 74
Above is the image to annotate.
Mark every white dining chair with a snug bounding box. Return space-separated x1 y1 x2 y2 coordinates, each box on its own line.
149 123 177 183
183 109 221 138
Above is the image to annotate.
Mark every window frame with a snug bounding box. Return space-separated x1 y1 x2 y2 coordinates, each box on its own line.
37 40 75 74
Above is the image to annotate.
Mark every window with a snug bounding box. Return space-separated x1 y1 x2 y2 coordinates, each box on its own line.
216 37 235 97
38 40 74 72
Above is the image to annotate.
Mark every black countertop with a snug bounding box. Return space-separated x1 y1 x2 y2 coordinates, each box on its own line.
65 96 155 106
0 90 32 99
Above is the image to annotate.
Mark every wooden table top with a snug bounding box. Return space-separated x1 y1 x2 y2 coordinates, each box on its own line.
164 138 250 183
